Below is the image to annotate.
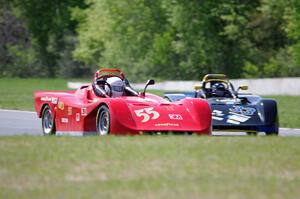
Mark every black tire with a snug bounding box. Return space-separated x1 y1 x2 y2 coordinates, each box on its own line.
265 132 279 136
246 132 257 136
265 116 279 136
96 105 110 135
41 105 56 135
265 128 279 136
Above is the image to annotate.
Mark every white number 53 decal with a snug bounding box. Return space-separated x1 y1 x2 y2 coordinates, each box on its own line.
134 107 160 123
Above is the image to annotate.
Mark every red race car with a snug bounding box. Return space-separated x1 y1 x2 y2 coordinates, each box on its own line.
34 68 211 136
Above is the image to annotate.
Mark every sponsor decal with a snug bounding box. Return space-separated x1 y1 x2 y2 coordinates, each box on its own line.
76 113 80 122
168 114 183 120
40 96 51 102
212 110 224 117
81 108 87 116
58 102 64 110
134 107 160 123
40 96 58 104
212 116 223 121
212 109 251 124
229 106 256 116
226 113 251 125
215 98 240 104
155 123 179 127
227 119 240 125
228 114 250 122
67 106 72 116
212 110 224 121
61 118 68 123
51 97 58 104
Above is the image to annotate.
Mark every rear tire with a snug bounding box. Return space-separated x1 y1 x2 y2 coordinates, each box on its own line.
265 131 279 136
246 132 257 136
96 105 110 135
41 105 56 135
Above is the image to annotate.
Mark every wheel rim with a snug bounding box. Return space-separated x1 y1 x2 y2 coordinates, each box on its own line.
98 109 109 135
43 108 53 135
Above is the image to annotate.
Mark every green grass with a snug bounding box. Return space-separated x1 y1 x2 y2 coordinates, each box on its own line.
0 78 69 111
0 78 299 127
265 96 300 129
0 136 299 199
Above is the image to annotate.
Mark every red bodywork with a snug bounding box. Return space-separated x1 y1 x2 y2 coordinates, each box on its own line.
34 70 212 135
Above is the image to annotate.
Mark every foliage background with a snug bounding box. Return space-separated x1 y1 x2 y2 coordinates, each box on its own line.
1 0 300 81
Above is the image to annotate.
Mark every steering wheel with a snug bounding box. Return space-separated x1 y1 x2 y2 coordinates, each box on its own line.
93 79 112 97
104 81 112 97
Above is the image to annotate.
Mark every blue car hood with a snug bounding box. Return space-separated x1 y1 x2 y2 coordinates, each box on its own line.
208 97 265 126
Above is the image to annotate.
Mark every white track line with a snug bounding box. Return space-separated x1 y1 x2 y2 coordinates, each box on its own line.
0 109 36 114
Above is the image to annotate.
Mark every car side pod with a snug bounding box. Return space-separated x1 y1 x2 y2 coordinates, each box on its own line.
181 98 212 135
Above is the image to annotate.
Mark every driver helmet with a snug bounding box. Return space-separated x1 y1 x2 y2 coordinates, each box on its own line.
105 77 125 97
212 83 226 97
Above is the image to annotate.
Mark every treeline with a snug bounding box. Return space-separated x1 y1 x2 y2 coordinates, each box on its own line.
1 0 300 81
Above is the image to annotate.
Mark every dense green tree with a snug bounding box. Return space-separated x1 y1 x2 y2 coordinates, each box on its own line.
13 0 86 77
73 0 166 80
285 0 300 76
1 0 300 79
73 0 298 80
0 1 40 77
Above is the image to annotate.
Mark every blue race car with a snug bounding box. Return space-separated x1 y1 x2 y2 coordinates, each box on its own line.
164 74 279 135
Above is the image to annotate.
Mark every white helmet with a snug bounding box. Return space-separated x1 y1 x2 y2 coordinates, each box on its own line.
105 77 125 97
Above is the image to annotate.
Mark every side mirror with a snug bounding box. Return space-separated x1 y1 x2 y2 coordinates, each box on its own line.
194 84 203 91
146 79 155 86
142 79 155 96
236 85 248 95
239 85 248 91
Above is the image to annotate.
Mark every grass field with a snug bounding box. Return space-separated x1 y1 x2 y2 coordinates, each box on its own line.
265 96 300 129
0 79 299 199
0 78 69 111
0 78 299 128
0 136 299 199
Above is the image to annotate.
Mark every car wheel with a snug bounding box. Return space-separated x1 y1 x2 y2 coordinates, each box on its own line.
266 117 279 135
42 105 56 135
265 131 279 136
97 105 110 135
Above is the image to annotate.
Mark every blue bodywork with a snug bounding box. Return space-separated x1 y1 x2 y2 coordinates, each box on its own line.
164 92 279 134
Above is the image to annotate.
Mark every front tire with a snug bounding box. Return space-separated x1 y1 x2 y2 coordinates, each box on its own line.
265 132 279 135
41 105 56 135
96 105 110 135
265 116 279 136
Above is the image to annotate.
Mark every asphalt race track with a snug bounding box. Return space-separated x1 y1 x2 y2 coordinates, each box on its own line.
0 109 299 136
0 109 42 136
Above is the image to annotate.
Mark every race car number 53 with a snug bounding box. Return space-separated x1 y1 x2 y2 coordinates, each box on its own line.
134 107 160 123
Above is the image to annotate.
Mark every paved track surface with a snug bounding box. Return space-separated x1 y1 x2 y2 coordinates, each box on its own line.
0 109 299 136
0 109 42 136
